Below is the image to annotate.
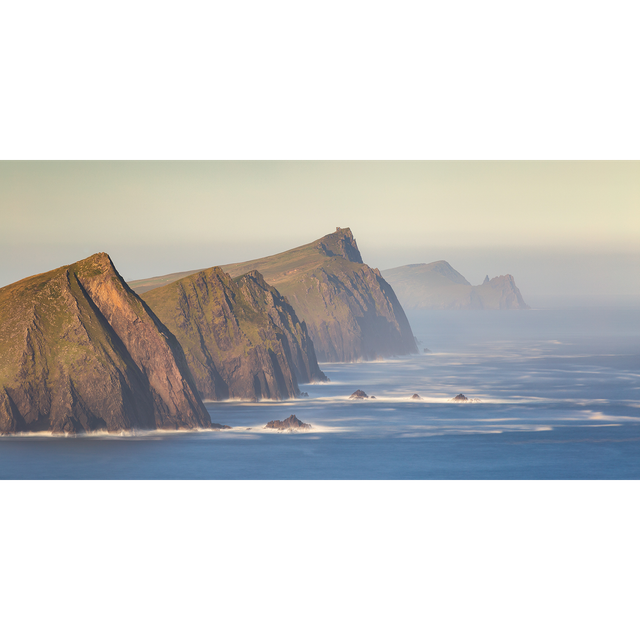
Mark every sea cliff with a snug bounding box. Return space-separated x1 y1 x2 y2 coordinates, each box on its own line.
130 228 418 363
0 253 210 435
142 267 327 400
219 228 418 362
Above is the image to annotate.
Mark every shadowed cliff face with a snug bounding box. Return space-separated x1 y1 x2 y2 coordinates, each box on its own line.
219 229 418 362
141 267 327 401
382 261 530 310
0 253 211 435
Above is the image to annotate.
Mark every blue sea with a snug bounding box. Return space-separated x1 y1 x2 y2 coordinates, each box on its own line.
1 307 639 479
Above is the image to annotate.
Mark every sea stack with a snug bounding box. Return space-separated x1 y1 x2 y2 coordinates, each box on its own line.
0 253 211 435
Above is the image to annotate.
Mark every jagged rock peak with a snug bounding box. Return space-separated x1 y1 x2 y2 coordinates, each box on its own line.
449 393 481 403
382 262 529 310
316 227 363 264
483 275 490 285
239 269 268 286
264 414 312 431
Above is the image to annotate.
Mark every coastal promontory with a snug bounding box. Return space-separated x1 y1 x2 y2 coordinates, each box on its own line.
130 228 418 362
141 267 327 401
0 253 211 435
220 229 418 362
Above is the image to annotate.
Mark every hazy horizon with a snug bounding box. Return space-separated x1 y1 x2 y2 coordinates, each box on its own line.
1 161 638 304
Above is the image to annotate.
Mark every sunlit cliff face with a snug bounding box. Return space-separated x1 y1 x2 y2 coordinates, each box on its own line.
0 253 211 434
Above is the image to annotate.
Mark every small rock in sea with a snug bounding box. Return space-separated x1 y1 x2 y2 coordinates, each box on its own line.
211 422 231 429
264 414 312 432
410 393 422 400
370 395 376 399
423 348 432 353
349 389 368 399
299 391 309 398
447 393 482 402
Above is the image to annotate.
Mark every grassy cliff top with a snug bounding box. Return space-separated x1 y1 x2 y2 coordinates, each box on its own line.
128 228 362 294
220 227 362 283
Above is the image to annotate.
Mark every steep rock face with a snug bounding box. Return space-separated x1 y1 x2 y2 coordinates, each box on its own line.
382 261 530 310
219 228 418 362
141 267 326 401
129 228 417 362
475 274 529 309
0 253 211 435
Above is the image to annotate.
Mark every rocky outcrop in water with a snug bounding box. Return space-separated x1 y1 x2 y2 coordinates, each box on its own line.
0 253 211 435
350 390 368 399
264 415 312 432
449 394 481 403
142 267 326 401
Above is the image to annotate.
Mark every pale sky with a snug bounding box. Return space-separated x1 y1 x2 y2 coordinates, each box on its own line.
1 161 638 303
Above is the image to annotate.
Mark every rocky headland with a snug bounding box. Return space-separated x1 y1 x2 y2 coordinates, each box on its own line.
130 228 418 363
219 228 418 362
382 261 529 310
0 253 211 435
142 267 326 401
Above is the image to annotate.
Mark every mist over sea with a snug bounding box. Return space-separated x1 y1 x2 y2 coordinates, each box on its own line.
1 306 639 479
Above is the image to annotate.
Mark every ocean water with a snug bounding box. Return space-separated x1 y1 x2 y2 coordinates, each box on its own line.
1 308 639 479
